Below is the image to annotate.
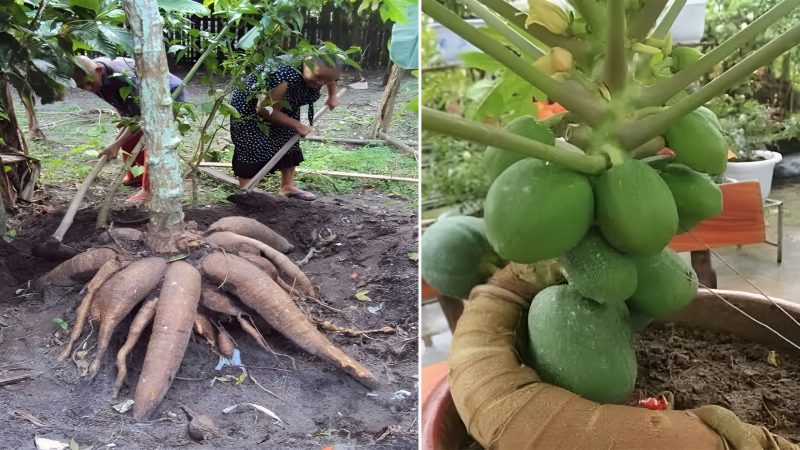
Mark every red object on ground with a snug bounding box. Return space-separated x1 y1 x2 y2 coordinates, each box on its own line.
638 396 669 410
121 130 148 191
534 101 567 121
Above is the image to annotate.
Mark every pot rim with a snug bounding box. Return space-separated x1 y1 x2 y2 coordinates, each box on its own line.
727 150 783 166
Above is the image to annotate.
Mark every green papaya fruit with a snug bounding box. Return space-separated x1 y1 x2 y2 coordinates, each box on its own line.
485 159 594 263
485 115 555 183
671 46 702 72
625 306 655 333
421 216 503 299
561 230 637 305
595 159 679 256
628 247 698 318
665 107 728 175
660 163 723 231
527 285 637 404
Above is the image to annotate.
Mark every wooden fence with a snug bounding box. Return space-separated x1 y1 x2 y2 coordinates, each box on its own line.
170 3 393 69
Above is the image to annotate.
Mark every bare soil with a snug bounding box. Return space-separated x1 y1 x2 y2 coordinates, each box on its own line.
636 323 800 442
0 192 419 449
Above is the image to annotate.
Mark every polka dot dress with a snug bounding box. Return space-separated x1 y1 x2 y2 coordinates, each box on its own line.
229 55 322 177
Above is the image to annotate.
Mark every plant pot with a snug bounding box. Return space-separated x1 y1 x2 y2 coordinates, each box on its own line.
421 289 800 450
659 0 709 44
723 150 783 202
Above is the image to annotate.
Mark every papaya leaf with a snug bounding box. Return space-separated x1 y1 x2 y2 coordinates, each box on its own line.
97 23 133 55
68 0 101 12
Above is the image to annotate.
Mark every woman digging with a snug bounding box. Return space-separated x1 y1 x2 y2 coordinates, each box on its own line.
71 55 186 204
229 51 344 201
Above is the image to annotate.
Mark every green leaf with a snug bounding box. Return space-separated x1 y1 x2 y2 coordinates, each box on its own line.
237 25 262 50
53 317 69 332
83 149 100 158
407 252 418 261
354 290 371 302
459 51 505 72
389 4 418 69
157 0 210 16
68 0 101 12
130 165 145 177
405 96 418 112
97 23 133 55
168 44 186 54
119 86 131 101
315 426 337 437
218 101 240 119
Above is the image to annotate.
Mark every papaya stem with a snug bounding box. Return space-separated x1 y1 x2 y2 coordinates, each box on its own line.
628 0 669 41
423 0 608 125
423 107 607 174
462 0 546 59
620 21 800 149
631 136 666 158
650 0 686 39
568 0 606 36
476 0 592 61
640 0 800 107
604 0 628 93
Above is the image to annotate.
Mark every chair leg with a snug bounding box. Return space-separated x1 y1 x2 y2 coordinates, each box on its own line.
437 295 465 334
691 250 717 289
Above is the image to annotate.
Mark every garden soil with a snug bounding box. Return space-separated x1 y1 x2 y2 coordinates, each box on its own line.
0 192 418 449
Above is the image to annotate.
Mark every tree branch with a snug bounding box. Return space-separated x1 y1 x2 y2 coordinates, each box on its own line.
423 107 607 174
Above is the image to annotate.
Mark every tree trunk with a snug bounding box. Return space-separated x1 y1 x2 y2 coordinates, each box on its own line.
0 78 25 153
370 64 404 138
123 0 185 253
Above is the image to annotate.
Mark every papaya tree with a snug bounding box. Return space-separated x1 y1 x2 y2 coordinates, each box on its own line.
421 0 800 446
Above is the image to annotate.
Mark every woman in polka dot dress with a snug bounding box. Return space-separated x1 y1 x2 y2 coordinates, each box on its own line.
229 53 344 201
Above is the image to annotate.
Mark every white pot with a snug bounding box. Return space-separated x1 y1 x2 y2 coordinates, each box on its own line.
723 150 783 202
660 0 709 44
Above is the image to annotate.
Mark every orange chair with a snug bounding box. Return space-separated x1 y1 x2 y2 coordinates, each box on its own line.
669 181 783 289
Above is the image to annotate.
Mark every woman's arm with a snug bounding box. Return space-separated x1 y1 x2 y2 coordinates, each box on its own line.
255 82 312 136
100 126 136 159
325 82 339 110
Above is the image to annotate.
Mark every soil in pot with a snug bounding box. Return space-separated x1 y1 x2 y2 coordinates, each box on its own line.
635 323 800 442
454 323 800 449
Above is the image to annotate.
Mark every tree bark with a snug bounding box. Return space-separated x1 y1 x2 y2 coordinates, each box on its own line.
123 0 185 253
370 64 404 138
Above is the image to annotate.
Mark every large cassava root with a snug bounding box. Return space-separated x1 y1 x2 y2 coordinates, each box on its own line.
204 231 316 298
450 265 797 450
40 247 118 287
87 257 167 378
133 261 201 420
206 216 294 253
201 252 378 389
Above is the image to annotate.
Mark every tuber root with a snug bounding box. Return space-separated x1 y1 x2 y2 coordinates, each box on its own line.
200 282 245 317
201 252 377 388
193 311 219 355
237 252 279 280
206 216 294 253
87 256 167 378
133 261 201 420
57 257 127 363
113 296 159 399
205 231 315 298
216 324 236 359
40 247 118 287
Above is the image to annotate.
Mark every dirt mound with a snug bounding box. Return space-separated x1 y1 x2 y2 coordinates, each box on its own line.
0 192 418 449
